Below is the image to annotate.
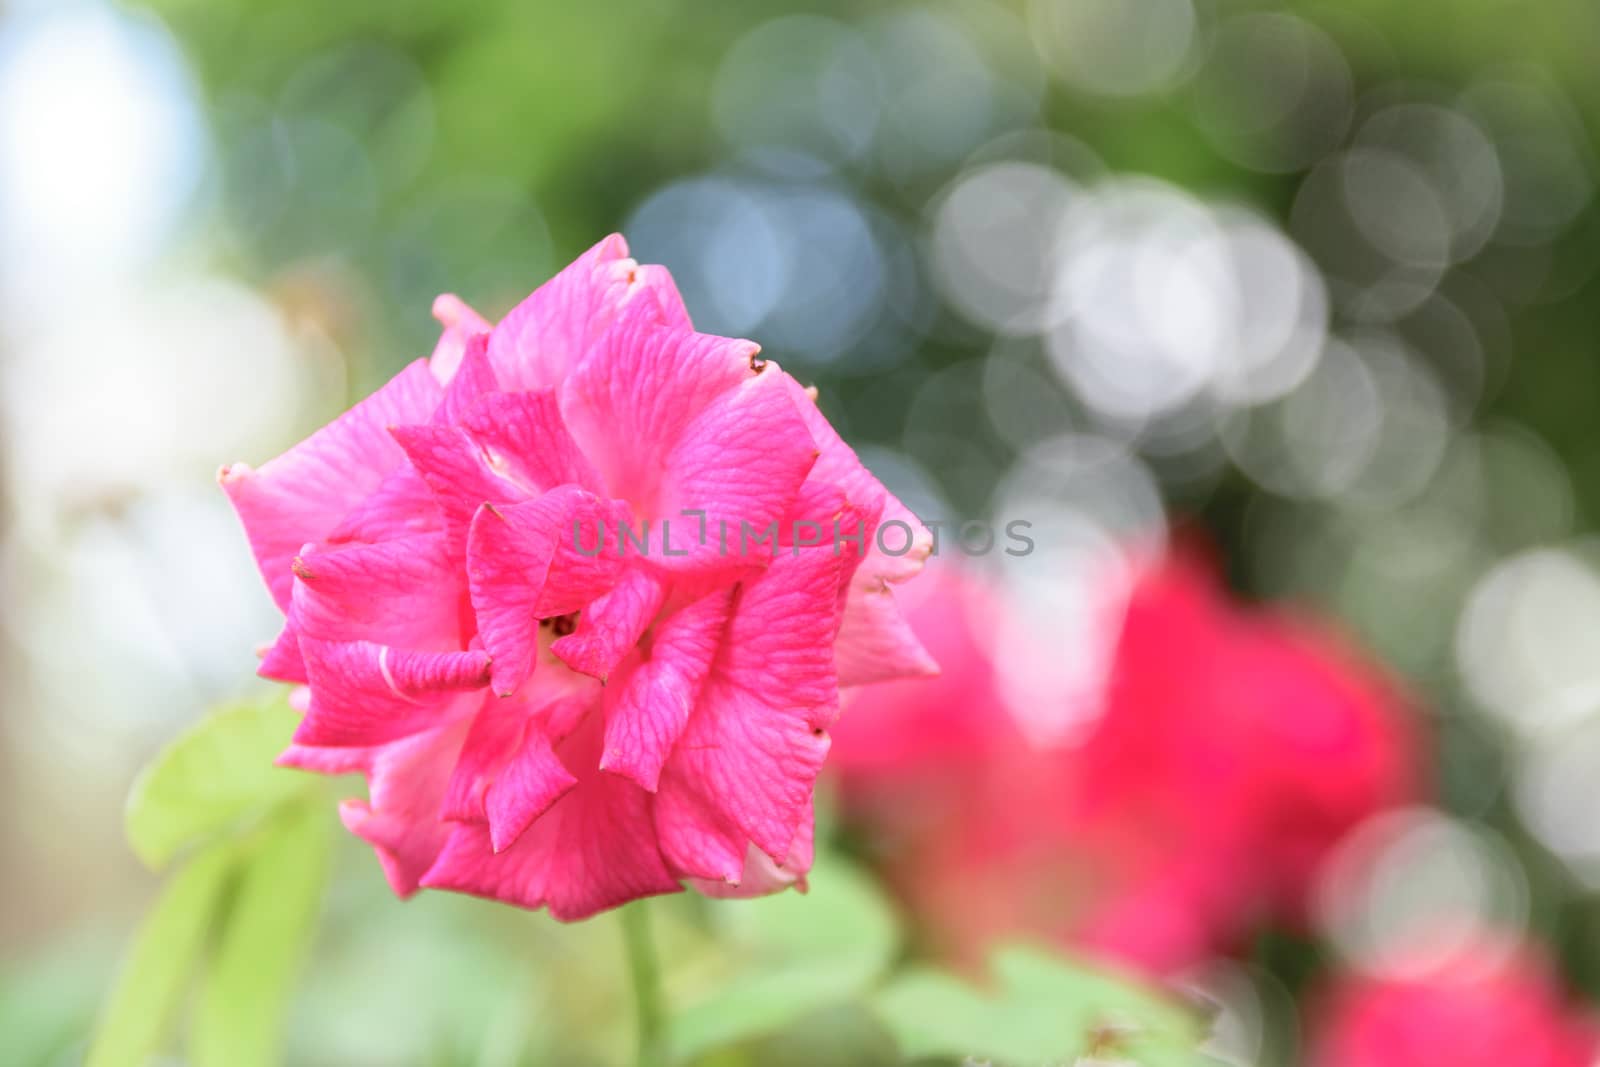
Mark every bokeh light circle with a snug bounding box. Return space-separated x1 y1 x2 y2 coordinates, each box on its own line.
1026 0 1197 98
1315 808 1529 981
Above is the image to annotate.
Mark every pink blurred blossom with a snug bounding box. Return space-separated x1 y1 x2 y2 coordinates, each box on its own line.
831 553 1421 975
1309 937 1599 1067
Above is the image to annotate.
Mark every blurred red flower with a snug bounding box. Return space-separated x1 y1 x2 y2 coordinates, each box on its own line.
830 551 1422 976
1309 938 1599 1067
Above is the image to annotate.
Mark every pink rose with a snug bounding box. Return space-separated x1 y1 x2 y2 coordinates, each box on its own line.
221 235 934 919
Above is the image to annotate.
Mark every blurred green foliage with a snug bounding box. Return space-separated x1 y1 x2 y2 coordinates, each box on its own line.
87 700 1210 1066
123 697 306 869
875 945 1220 1065
88 698 333 1067
666 861 898 1063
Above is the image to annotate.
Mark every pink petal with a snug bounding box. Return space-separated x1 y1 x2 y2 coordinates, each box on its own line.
259 625 309 684
633 263 692 330
283 742 366 777
688 811 814 899
440 686 592 848
458 390 603 495
220 359 443 609
294 637 489 747
392 390 603 553
428 294 492 384
833 572 941 685
600 586 735 792
434 332 500 426
288 532 466 650
438 671 595 825
264 532 467 687
559 299 758 505
421 712 681 920
337 717 474 896
276 743 369 775
440 693 529 824
486 720 580 853
390 422 533 549
650 367 819 575
326 464 443 545
788 375 932 581
784 376 937 685
653 534 855 883
487 234 680 392
551 567 666 681
466 488 629 696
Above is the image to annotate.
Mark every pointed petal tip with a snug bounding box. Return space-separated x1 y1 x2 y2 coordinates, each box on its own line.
415 862 447 893
912 652 942 678
430 292 468 324
337 795 367 821
216 462 254 487
288 717 321 748
490 661 521 699
598 753 661 794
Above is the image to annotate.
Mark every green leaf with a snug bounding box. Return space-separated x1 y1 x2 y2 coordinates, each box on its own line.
667 857 899 1064
874 943 1212 1066
85 845 237 1067
191 797 335 1067
125 694 308 870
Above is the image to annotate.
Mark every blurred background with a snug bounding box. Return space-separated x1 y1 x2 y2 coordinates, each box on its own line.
2 0 1600 1063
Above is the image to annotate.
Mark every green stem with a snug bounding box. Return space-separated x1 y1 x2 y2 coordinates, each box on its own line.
620 900 665 1067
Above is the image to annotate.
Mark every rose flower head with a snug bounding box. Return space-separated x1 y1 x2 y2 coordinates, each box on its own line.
220 235 934 919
